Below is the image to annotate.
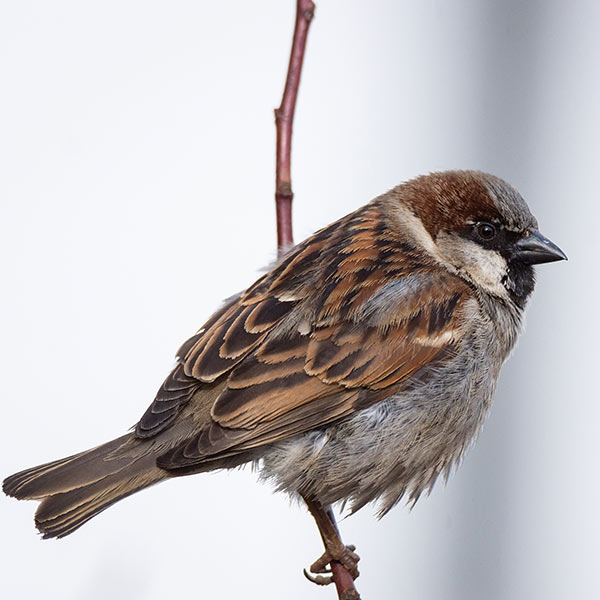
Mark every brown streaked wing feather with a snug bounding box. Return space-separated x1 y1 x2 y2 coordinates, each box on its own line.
175 294 240 360
133 214 348 441
212 371 334 429
140 200 470 460
135 296 293 439
207 290 465 436
136 364 200 438
135 296 242 439
180 222 348 383
157 390 360 469
180 293 298 384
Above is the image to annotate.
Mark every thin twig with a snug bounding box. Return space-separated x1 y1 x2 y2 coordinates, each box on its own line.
274 0 315 255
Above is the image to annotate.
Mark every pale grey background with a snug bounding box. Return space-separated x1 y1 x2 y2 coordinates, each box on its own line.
1 1 598 599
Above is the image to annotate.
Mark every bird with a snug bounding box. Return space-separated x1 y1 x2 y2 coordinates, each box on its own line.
3 170 566 583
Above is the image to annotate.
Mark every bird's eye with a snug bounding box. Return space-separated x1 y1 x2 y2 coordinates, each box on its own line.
476 222 497 241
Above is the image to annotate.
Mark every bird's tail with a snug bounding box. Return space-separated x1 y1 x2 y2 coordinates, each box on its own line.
2 434 165 539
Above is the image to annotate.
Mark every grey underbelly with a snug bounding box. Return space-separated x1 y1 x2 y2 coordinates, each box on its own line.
259 355 499 515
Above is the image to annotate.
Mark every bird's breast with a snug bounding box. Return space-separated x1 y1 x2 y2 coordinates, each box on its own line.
260 325 504 514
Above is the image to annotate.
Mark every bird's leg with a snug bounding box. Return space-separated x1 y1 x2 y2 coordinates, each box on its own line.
302 495 360 592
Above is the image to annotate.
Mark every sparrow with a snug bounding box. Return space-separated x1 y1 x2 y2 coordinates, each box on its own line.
3 170 565 582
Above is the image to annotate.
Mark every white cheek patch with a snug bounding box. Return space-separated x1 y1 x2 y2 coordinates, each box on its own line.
436 233 510 299
391 204 449 266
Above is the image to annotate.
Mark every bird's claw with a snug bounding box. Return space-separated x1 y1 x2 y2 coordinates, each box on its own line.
304 543 360 586
303 568 333 586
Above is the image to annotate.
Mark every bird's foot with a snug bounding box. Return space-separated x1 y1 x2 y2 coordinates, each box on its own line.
303 543 360 586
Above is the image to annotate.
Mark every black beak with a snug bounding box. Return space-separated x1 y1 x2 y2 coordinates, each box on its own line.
513 230 567 265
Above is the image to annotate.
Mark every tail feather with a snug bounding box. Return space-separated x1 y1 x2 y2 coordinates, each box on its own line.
3 434 165 539
3 435 131 500
34 460 163 539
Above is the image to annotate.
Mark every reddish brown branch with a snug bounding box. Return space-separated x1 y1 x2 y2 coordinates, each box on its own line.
274 0 315 255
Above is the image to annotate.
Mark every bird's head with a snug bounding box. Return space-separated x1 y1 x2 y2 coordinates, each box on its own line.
389 170 567 308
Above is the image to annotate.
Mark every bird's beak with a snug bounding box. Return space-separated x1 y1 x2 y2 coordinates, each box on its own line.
513 229 568 265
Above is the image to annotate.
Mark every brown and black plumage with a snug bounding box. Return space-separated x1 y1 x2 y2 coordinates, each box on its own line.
3 171 565 555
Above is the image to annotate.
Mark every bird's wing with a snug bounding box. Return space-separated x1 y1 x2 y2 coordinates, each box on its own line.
137 200 472 468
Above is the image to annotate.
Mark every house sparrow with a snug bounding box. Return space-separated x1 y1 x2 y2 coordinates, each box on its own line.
3 170 565 579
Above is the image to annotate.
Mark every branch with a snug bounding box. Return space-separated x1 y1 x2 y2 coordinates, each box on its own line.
274 0 315 255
